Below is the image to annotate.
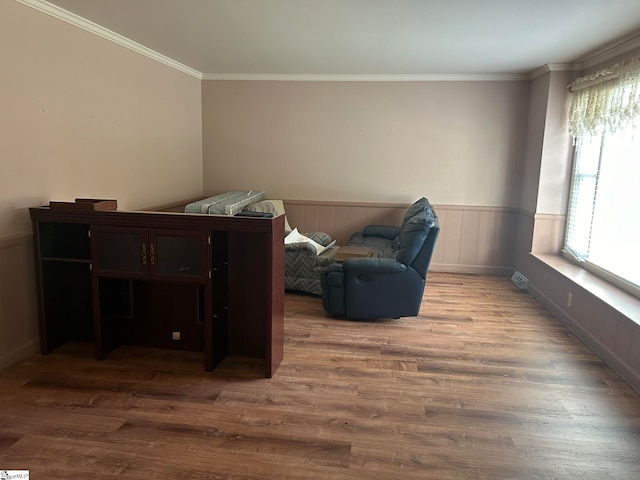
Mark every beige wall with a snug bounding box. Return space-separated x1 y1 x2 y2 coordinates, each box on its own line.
202 80 530 207
516 70 574 257
0 1 203 238
201 79 530 275
0 1 203 369
519 74 549 216
536 71 574 215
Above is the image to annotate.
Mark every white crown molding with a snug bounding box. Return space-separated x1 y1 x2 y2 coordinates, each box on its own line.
526 31 640 80
577 30 640 70
17 0 203 79
202 73 529 82
528 64 580 80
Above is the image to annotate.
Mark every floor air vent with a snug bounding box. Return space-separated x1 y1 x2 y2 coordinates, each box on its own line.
510 271 529 290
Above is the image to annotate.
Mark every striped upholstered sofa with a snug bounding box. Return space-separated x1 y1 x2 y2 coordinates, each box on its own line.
283 232 338 295
242 198 339 295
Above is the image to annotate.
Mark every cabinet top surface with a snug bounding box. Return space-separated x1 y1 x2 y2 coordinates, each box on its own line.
30 206 284 234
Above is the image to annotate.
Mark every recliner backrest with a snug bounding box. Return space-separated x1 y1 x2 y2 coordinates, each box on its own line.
395 213 434 265
401 197 431 226
392 197 433 246
394 198 439 278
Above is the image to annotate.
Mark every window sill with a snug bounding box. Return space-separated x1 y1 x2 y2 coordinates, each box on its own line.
530 253 640 327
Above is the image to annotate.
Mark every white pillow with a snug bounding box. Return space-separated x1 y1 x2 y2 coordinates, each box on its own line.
284 228 335 255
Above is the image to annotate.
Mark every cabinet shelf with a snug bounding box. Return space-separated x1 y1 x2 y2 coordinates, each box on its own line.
42 257 92 264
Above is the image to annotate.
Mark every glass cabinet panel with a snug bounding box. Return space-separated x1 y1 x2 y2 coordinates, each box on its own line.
156 235 203 276
151 230 209 281
93 227 147 277
92 227 209 282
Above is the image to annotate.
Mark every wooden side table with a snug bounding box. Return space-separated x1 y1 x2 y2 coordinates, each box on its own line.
335 245 375 262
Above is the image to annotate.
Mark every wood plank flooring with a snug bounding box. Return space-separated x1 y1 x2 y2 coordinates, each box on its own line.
1 272 639 479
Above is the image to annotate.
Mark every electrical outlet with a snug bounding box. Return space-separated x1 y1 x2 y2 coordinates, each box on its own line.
172 331 181 341
567 293 573 307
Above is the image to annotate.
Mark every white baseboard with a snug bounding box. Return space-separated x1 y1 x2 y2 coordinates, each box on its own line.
430 263 512 276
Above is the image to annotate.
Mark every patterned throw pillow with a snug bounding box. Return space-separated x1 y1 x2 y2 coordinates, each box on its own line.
243 201 277 214
284 228 334 255
243 200 292 232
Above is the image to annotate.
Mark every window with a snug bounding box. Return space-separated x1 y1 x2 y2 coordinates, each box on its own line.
565 56 640 297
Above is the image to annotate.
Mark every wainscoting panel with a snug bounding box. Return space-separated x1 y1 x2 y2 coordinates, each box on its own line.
0 234 40 370
437 206 518 272
532 212 566 254
283 200 518 274
284 200 407 246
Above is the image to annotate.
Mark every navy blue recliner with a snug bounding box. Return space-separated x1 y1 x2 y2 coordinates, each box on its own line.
321 198 439 319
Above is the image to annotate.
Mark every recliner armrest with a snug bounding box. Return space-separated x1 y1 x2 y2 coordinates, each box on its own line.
343 257 407 273
361 225 400 240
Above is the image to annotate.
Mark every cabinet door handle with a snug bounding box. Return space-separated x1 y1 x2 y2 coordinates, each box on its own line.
142 243 147 265
150 243 155 265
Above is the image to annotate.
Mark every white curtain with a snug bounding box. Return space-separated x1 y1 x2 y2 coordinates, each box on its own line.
568 56 640 138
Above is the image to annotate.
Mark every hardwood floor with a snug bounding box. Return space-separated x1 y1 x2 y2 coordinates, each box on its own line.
1 272 639 479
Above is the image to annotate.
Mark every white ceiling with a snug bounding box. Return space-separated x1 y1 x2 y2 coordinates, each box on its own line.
37 0 640 77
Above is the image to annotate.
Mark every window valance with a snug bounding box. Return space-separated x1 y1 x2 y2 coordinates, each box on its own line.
568 55 640 138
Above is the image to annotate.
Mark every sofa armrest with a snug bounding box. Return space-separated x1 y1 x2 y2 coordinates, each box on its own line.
362 225 400 240
285 242 337 267
304 232 333 246
316 246 339 266
285 242 318 256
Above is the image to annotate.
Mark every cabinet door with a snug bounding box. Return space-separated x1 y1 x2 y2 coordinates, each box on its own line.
150 229 210 282
92 226 149 278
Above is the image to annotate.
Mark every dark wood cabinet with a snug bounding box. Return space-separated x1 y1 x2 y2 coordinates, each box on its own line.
30 204 285 377
92 226 210 282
